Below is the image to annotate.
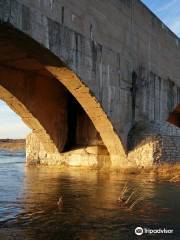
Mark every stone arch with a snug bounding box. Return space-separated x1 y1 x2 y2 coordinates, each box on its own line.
0 24 126 166
45 66 126 165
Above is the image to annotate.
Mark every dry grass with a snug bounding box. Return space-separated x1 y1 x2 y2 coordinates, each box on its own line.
117 182 144 210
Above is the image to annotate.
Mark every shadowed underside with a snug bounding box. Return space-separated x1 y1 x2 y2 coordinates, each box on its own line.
168 104 180 128
0 24 126 166
0 85 58 153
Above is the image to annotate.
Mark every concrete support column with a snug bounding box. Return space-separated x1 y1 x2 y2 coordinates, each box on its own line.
128 121 180 167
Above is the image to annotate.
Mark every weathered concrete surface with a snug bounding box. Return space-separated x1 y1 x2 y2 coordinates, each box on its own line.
0 0 179 167
128 121 180 167
26 133 110 168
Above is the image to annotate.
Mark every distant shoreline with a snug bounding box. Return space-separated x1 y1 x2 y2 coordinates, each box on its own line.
0 139 25 151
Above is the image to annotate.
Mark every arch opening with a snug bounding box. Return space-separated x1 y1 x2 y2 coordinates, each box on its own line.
0 100 30 140
0 100 30 153
64 94 103 152
0 68 106 152
0 24 126 167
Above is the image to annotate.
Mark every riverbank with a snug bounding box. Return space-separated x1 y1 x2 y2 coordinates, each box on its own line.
112 163 180 183
0 139 25 151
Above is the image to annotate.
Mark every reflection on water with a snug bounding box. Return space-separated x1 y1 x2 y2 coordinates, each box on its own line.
0 151 180 240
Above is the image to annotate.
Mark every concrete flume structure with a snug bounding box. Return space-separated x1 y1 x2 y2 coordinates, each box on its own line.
0 0 179 167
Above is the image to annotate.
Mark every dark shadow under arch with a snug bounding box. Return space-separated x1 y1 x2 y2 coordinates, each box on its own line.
167 104 180 128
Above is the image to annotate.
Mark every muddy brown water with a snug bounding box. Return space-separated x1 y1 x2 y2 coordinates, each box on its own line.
0 150 180 240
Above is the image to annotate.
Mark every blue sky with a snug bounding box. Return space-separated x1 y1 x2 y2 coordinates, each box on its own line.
0 101 31 139
0 1 180 139
142 0 180 37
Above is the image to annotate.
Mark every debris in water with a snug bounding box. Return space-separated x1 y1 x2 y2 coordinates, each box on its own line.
57 195 63 209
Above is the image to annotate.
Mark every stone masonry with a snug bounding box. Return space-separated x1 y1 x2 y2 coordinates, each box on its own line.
128 121 180 167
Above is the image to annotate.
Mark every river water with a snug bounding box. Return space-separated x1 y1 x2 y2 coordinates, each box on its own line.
0 150 180 240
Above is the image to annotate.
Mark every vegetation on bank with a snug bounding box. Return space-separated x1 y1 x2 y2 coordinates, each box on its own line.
0 139 25 151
